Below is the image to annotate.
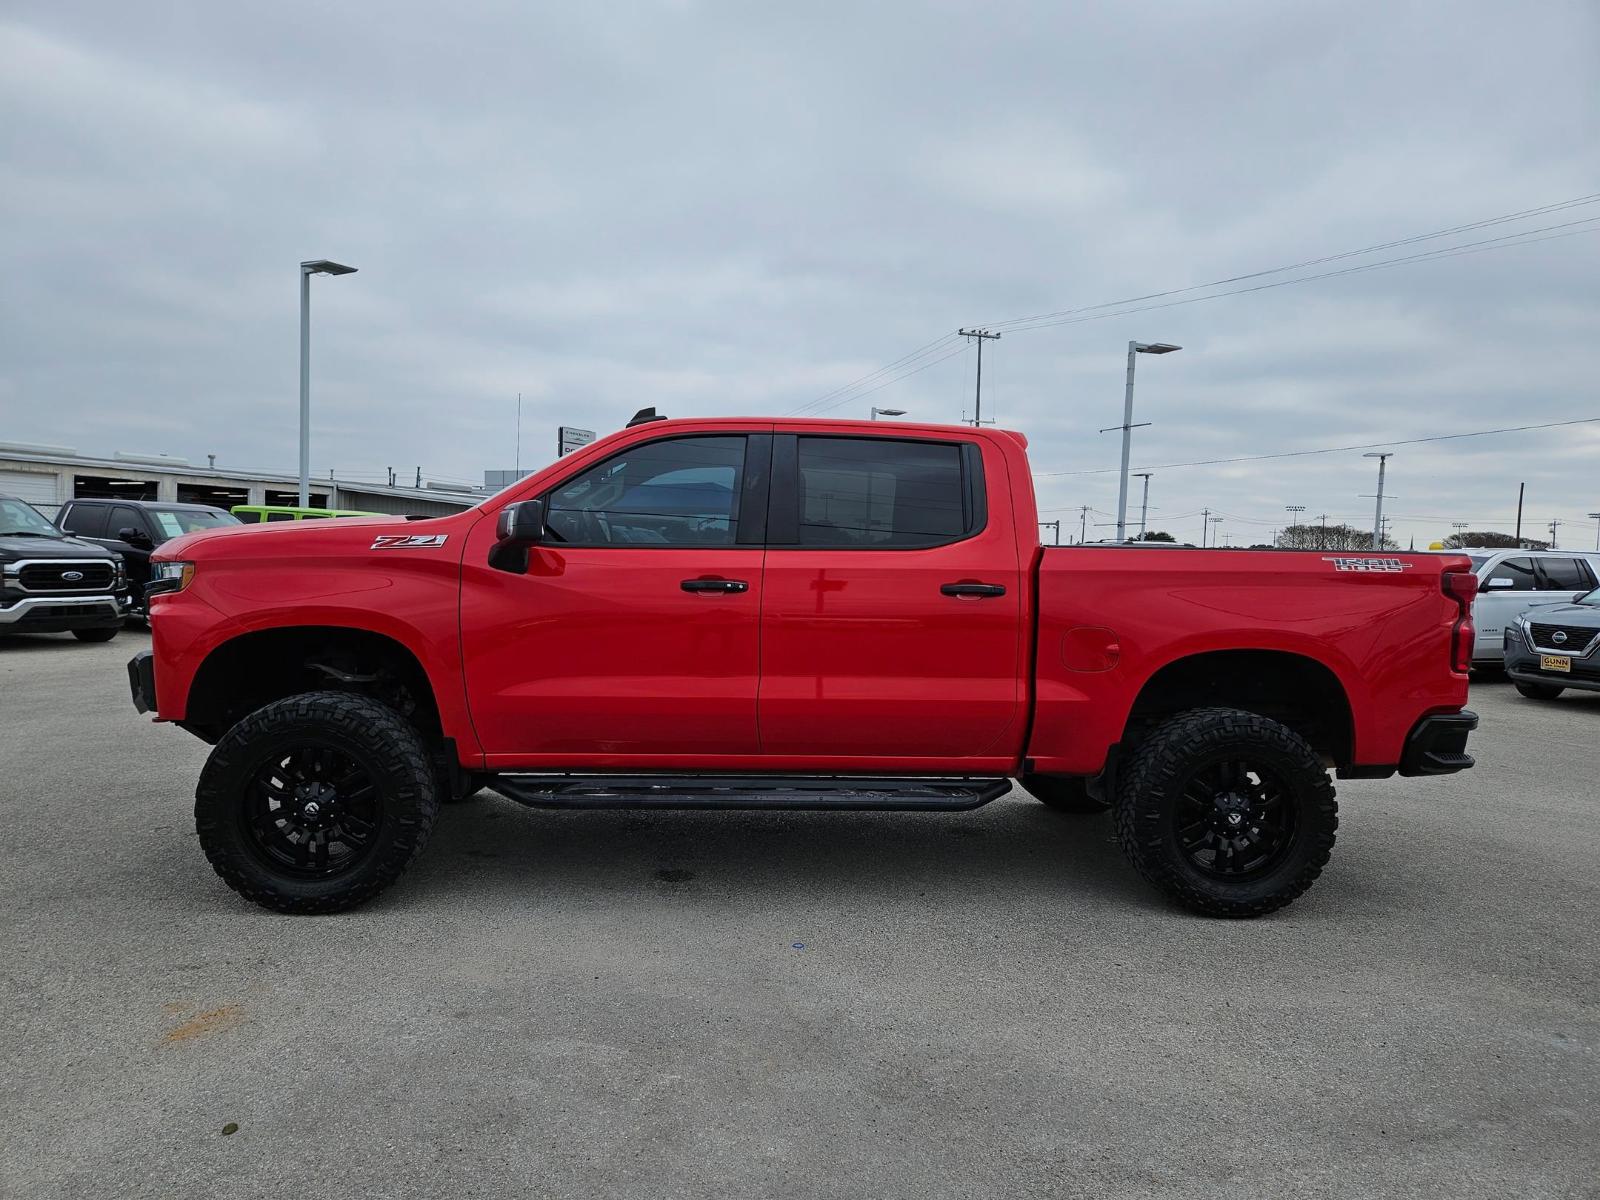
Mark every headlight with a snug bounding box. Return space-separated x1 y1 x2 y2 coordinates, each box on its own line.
146 561 195 596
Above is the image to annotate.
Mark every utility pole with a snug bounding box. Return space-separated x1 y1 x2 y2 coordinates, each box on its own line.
1132 473 1153 540
1589 512 1600 552
1209 515 1224 546
1078 505 1091 544
957 328 1001 428
415 466 422 488
1364 452 1393 549
1200 508 1210 547
1106 341 1181 541
1515 482 1525 546
1316 513 1329 549
1548 519 1561 549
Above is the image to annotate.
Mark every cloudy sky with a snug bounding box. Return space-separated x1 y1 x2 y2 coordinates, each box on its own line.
3 1 1596 547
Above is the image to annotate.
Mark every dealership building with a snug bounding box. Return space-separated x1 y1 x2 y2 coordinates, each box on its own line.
0 442 481 520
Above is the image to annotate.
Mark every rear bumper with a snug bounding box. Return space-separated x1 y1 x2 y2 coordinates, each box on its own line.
128 650 156 714
0 594 123 631
1397 710 1478 776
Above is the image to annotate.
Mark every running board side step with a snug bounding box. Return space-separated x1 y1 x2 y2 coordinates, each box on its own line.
487 775 1012 812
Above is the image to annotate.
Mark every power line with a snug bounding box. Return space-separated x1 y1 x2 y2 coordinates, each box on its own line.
786 191 1600 415
1032 417 1600 477
987 215 1600 335
986 192 1600 332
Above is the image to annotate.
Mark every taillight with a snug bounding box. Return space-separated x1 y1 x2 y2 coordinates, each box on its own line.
1443 570 1477 673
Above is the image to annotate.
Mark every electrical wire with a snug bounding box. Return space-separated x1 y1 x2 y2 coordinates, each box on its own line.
1031 417 1600 477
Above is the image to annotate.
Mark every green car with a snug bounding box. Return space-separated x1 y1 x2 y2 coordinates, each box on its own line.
230 505 384 524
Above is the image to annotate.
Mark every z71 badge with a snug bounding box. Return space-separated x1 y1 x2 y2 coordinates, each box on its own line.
1323 556 1408 573
371 534 449 549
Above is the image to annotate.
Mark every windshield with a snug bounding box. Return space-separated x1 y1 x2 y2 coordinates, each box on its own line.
1467 555 1491 569
149 508 241 542
0 497 63 537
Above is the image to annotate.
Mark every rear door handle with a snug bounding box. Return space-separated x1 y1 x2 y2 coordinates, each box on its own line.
681 578 749 594
941 582 1006 597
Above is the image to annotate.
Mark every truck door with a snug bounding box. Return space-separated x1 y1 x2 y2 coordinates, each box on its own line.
461 433 770 763
755 433 1024 761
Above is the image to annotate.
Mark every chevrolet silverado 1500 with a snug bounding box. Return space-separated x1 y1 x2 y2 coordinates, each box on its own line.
128 415 1479 917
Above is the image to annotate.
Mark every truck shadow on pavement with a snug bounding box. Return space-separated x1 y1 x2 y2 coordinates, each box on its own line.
403 794 1164 913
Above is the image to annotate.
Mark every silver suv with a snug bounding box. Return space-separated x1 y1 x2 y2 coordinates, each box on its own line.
1466 548 1600 664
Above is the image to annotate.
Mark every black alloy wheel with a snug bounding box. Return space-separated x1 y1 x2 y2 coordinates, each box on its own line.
1173 757 1299 880
242 744 382 877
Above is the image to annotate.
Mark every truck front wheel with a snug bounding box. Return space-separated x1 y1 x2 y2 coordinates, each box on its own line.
194 691 440 913
1113 707 1338 918
1018 773 1110 813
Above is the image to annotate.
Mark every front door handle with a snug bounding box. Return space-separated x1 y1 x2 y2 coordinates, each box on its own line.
941 582 1006 597
681 578 749 594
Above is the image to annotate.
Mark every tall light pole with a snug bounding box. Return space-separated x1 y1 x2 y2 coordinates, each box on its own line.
1133 472 1153 540
1284 504 1305 546
1109 341 1181 541
1589 512 1600 552
870 407 906 421
299 259 358 505
1363 452 1393 550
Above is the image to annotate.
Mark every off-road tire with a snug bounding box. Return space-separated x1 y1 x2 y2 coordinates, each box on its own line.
1113 707 1338 919
1019 773 1110 813
195 691 439 913
1514 681 1564 700
72 626 119 643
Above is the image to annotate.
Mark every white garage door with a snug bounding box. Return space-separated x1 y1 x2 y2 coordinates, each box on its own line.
0 468 62 512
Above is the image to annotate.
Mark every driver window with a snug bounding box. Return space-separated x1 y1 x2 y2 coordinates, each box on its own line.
1484 557 1535 589
545 436 745 547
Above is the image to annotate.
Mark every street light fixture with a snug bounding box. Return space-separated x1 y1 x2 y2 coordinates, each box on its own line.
1109 342 1181 541
299 259 358 506
1363 452 1393 550
870 407 907 420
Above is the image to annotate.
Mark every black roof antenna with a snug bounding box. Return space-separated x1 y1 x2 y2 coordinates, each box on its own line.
626 407 669 428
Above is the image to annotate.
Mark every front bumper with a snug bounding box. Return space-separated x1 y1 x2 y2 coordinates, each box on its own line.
128 650 157 714
0 594 123 631
1397 710 1478 777
1503 626 1600 692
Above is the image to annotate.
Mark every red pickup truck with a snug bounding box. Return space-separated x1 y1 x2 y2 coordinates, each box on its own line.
129 414 1479 918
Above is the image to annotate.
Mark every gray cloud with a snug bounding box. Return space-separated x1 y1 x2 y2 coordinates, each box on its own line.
2 0 1596 545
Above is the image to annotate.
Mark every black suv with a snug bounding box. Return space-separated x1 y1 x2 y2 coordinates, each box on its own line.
56 499 240 611
0 494 129 642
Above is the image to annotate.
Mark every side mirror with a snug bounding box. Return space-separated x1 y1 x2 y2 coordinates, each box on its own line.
1576 592 1591 604
118 526 153 549
495 499 547 546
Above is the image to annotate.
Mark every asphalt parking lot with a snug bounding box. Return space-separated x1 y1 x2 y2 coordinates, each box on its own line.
2 629 1596 1200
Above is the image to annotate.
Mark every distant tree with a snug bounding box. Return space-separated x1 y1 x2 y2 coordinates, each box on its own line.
1442 531 1549 550
1134 530 1176 542
1274 522 1397 551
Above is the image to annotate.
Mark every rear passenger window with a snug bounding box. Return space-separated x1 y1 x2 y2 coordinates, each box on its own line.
265 512 294 522
796 437 968 548
1484 558 1536 589
1537 558 1595 591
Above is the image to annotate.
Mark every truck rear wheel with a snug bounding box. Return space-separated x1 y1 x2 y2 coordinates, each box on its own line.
1113 707 1338 918
1018 773 1109 813
194 691 439 913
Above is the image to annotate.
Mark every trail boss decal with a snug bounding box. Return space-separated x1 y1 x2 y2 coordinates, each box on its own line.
371 534 449 549
1323 556 1410 573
